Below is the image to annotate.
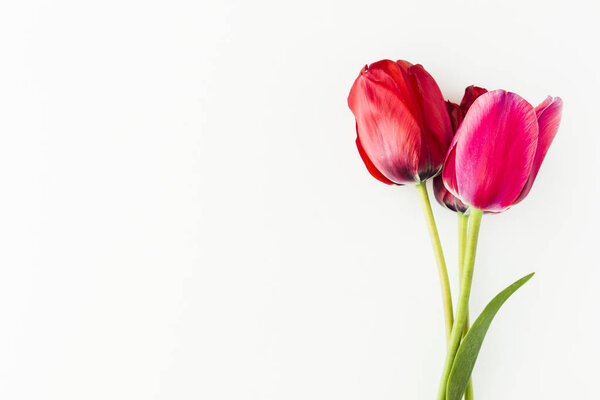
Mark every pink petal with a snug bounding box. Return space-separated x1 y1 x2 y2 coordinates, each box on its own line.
535 95 554 114
434 175 467 213
454 90 538 211
442 137 460 198
514 96 563 203
348 65 422 183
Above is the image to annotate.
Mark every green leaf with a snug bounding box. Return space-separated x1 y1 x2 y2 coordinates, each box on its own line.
446 272 535 400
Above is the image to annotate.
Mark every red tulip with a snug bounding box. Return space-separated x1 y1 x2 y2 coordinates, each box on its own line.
434 86 487 213
442 90 563 212
348 60 453 185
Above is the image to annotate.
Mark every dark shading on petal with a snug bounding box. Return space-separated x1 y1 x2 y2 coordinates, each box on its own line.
408 64 454 180
433 175 468 213
460 85 488 115
446 101 463 133
356 136 396 185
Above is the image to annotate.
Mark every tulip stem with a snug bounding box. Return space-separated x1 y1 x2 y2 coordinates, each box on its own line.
458 212 474 400
457 212 468 285
437 208 483 400
415 182 453 340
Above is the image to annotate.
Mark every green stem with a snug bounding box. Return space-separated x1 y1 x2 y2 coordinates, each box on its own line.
437 208 483 400
457 212 468 283
458 212 474 400
415 183 453 340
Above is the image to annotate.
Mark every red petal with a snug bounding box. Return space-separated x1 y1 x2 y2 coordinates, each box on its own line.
355 136 396 185
408 64 454 180
514 96 563 203
370 60 419 120
395 59 414 70
459 85 488 115
446 101 463 133
348 63 422 183
454 90 538 211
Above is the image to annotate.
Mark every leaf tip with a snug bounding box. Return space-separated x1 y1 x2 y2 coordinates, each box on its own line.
523 272 535 282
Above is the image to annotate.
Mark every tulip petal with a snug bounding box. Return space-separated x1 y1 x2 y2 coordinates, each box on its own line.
454 90 538 211
459 86 488 115
514 96 563 203
370 60 420 119
446 101 463 133
356 136 396 185
408 64 454 179
442 138 459 198
348 66 422 183
434 175 467 213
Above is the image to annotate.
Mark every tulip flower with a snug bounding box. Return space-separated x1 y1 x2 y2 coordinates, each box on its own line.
348 59 456 340
348 59 454 185
348 60 564 399
434 86 488 214
442 90 563 212
437 90 562 400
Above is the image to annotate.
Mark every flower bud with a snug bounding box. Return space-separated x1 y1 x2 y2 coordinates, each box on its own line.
348 60 453 184
442 90 562 212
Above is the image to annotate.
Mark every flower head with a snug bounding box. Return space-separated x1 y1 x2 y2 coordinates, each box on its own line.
442 90 563 212
348 60 453 184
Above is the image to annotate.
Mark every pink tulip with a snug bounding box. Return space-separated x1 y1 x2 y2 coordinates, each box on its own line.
434 86 487 213
442 90 563 212
348 60 453 185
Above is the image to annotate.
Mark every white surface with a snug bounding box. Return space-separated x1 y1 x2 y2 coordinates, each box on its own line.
1 1 599 399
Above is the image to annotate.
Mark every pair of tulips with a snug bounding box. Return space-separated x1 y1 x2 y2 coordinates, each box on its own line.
348 59 562 400
349 59 562 212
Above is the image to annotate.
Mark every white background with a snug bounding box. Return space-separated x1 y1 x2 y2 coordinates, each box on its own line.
1 0 599 399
